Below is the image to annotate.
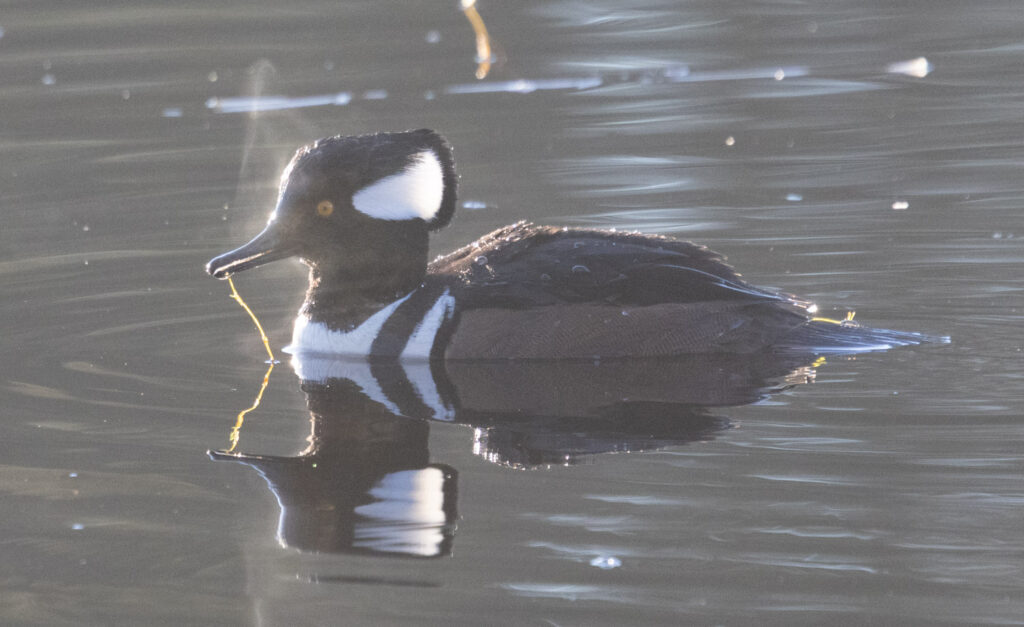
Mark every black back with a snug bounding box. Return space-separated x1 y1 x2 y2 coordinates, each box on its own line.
430 222 806 311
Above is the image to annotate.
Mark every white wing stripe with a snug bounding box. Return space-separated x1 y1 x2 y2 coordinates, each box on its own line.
401 289 455 360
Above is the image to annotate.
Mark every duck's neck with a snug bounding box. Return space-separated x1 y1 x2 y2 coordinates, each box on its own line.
300 234 428 331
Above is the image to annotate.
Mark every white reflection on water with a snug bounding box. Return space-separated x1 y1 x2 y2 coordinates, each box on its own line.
500 583 634 603
558 208 729 234
202 62 885 121
728 554 878 574
749 474 863 486
523 513 640 535
445 76 603 94
584 494 692 506
754 527 877 541
206 92 352 113
543 155 705 198
667 66 808 83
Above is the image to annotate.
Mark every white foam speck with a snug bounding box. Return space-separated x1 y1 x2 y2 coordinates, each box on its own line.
887 57 932 78
589 556 622 569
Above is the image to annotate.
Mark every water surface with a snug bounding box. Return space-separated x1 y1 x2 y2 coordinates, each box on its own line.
1 1 1022 625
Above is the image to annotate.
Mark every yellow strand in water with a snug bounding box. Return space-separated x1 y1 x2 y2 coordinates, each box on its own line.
226 360 274 453
461 0 492 79
222 275 277 453
227 275 276 363
811 310 857 325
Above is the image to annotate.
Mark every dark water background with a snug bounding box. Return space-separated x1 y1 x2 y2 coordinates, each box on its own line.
2 1 1022 625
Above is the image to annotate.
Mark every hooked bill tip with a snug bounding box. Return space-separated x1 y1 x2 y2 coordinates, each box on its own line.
205 258 232 279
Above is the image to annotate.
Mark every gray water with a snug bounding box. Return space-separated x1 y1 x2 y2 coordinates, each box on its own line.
2 1 1023 625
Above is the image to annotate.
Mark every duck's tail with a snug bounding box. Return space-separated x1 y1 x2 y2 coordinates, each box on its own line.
778 313 950 354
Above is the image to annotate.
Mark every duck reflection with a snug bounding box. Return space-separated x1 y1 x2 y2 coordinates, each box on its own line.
210 377 459 558
210 351 818 557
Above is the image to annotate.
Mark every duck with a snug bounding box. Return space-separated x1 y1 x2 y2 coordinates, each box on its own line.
206 129 942 360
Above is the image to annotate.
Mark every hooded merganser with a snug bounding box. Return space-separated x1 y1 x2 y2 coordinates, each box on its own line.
206 129 943 359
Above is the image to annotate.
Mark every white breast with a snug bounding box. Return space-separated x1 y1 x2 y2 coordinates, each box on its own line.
284 289 457 421
287 289 455 359
287 292 413 357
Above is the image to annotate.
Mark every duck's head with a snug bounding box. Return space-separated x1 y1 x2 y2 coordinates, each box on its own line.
206 129 457 280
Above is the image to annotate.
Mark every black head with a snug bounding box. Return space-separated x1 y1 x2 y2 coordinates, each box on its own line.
206 129 457 279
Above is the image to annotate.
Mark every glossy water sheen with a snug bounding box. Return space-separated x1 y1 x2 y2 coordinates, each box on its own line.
2 1 1022 625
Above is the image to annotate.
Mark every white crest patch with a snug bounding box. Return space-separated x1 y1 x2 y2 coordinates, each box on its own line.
352 150 445 221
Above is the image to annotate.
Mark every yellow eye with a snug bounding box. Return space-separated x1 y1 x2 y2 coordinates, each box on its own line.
316 200 334 217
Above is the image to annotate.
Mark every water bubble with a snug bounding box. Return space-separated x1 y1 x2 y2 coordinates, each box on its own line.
68 472 78 478
724 136 735 146
474 255 488 266
323 60 335 71
71 523 84 531
539 273 552 281
41 73 56 85
462 200 487 210
207 71 218 82
162 107 183 118
571 265 590 274
891 200 909 210
425 30 441 44
774 69 786 81
590 556 621 569
786 193 803 202
573 241 585 248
